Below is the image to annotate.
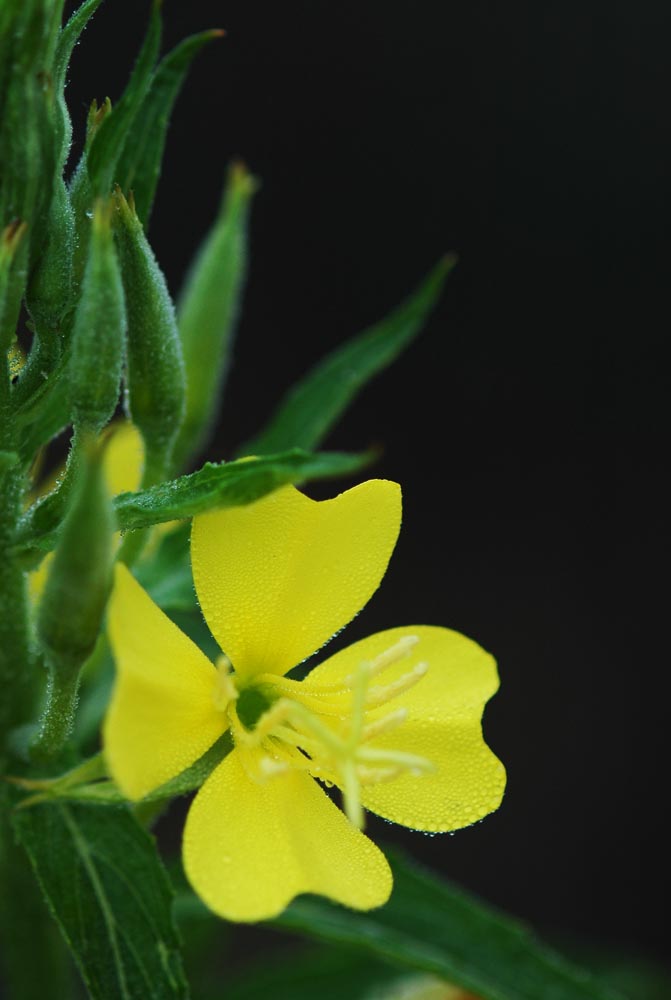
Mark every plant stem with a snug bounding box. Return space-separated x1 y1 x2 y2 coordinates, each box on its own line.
30 664 81 763
0 354 32 756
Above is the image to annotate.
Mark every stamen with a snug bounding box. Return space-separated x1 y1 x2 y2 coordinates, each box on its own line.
361 707 408 741
364 661 428 707
257 755 289 779
223 635 432 831
357 745 434 774
342 760 364 828
212 655 237 711
357 764 406 784
345 635 419 685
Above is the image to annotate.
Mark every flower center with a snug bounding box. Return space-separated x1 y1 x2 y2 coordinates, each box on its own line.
213 637 433 829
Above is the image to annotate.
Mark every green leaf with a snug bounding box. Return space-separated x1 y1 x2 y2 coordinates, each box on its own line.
224 945 398 1000
15 448 370 552
14 800 190 1000
86 1 162 197
553 945 671 1000
240 256 455 457
117 29 225 228
53 0 106 164
54 0 106 101
272 850 627 1000
114 448 371 532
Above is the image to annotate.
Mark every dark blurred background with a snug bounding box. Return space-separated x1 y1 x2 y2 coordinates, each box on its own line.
66 0 668 966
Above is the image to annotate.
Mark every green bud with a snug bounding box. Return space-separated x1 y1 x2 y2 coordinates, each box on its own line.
173 162 257 470
33 435 115 758
70 198 126 433
25 178 75 337
113 188 185 484
37 436 115 668
69 98 113 288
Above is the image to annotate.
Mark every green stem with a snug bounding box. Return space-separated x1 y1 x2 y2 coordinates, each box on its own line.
0 354 32 756
30 663 80 763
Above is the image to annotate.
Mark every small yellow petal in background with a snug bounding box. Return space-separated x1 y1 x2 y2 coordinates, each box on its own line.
104 564 226 800
191 481 402 680
102 421 144 496
306 625 505 832
370 975 476 1000
183 748 393 922
28 551 53 604
28 422 145 603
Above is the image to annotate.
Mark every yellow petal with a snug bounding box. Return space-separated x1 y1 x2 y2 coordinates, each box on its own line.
103 421 144 496
28 551 53 604
104 563 226 800
182 747 392 922
306 625 506 832
191 480 401 680
28 423 144 603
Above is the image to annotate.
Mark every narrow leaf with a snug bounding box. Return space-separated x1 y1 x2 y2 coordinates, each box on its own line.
15 448 370 552
224 946 398 1000
240 256 454 456
54 0 106 96
273 851 626 1000
86 1 162 196
52 0 106 160
14 801 189 1000
117 29 225 227
114 448 371 532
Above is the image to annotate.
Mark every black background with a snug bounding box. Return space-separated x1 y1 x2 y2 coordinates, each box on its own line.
66 0 668 965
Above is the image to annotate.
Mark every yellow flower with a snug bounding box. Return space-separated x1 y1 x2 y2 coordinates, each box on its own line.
104 480 505 922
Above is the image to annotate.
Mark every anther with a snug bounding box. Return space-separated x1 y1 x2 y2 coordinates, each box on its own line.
344 635 419 686
364 661 428 707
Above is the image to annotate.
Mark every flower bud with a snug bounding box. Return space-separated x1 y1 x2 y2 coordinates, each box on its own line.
69 197 126 433
173 162 256 470
37 435 115 670
25 178 75 339
113 188 185 484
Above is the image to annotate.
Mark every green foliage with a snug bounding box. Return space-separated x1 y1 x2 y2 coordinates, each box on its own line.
70 200 126 433
113 449 373 531
85 2 162 200
117 29 225 228
14 801 189 1000
241 255 455 456
37 442 114 669
113 189 186 485
0 221 27 351
272 850 627 1000
33 440 115 759
174 162 256 471
223 946 398 1000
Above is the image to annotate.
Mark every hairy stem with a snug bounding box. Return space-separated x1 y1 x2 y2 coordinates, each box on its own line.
0 354 32 756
